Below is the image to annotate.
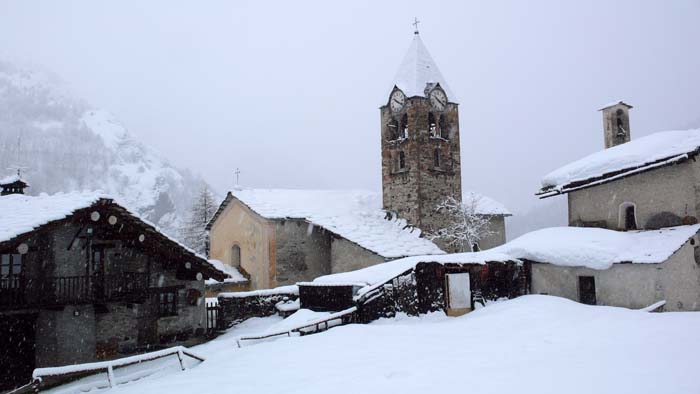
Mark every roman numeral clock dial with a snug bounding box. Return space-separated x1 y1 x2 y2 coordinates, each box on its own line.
390 90 406 113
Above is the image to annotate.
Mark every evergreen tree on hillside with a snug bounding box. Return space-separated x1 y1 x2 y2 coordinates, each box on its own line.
180 185 217 255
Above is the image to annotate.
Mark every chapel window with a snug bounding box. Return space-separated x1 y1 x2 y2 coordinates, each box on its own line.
434 149 441 168
619 202 637 231
231 244 241 268
398 151 406 170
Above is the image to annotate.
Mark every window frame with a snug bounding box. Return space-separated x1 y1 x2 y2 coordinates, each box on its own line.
398 151 406 170
0 253 22 279
158 289 179 317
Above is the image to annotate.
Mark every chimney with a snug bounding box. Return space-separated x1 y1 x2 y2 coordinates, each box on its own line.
599 101 632 149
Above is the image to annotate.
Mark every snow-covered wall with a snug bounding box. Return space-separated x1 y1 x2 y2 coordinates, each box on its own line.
531 238 700 311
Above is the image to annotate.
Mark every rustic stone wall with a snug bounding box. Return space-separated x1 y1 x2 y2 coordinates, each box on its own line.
568 160 698 230
380 95 462 252
35 305 96 368
218 291 298 327
330 237 385 274
274 220 331 286
477 216 507 250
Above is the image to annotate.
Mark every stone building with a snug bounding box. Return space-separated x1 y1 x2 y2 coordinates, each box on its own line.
530 102 700 310
207 189 443 291
206 31 509 291
0 189 225 390
380 31 508 252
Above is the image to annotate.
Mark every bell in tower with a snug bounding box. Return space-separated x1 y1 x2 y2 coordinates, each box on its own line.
599 101 632 149
380 29 463 250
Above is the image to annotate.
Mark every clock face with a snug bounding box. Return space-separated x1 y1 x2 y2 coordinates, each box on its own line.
389 90 406 113
429 88 447 111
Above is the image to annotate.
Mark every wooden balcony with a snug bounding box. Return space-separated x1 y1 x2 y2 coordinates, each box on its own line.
0 272 149 310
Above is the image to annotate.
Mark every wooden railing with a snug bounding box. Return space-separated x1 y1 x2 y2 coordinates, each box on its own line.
24 346 204 393
0 272 149 309
236 306 357 347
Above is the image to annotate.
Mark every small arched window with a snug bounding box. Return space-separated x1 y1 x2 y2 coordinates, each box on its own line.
398 151 406 170
616 109 625 136
439 115 449 139
400 114 409 139
428 112 437 137
619 202 637 231
434 149 441 168
231 244 241 268
388 118 399 140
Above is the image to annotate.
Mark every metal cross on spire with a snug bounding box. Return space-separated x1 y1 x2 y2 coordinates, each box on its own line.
234 168 241 186
413 17 420 35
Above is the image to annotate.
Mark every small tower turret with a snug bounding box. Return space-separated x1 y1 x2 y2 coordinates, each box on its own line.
0 172 29 196
599 101 632 148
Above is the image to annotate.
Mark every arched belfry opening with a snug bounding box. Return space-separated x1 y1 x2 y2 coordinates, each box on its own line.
380 31 462 243
400 114 409 139
439 114 448 139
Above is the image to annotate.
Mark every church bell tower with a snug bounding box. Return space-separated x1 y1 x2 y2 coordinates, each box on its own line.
380 29 462 250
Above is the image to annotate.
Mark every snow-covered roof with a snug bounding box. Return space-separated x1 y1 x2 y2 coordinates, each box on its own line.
219 285 299 299
0 191 105 244
598 100 633 111
310 224 699 292
313 249 515 290
390 34 456 102
0 174 27 186
495 225 699 269
0 191 226 280
205 259 248 285
214 189 445 259
539 129 700 196
465 191 511 216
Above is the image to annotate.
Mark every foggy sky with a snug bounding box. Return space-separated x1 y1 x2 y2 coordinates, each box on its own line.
1 0 699 214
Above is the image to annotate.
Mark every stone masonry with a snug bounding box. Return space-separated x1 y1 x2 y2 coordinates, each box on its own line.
381 90 463 252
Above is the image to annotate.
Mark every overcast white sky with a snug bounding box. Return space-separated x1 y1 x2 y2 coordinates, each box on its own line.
1 0 699 213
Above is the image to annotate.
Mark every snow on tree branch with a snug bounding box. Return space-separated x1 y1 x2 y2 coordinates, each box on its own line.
428 194 495 252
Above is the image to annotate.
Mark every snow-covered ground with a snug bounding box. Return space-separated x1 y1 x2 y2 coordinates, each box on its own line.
82 296 699 394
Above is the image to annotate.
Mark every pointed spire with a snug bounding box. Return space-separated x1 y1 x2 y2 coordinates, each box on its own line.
390 33 456 102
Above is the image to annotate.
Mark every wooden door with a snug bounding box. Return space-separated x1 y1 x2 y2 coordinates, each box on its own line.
578 276 597 305
445 273 471 316
0 314 36 390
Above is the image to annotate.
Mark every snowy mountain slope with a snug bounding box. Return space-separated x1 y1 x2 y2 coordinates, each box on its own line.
0 60 209 238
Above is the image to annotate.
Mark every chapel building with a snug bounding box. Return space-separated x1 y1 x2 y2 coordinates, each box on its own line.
529 101 700 311
207 31 510 291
